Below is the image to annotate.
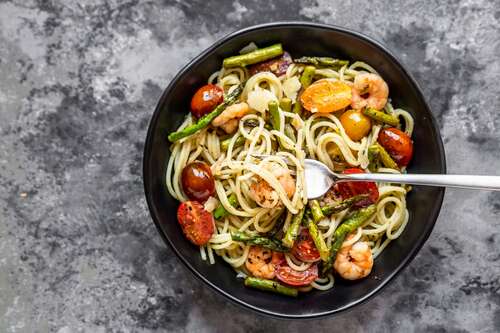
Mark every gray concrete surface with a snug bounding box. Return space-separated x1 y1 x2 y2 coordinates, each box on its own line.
0 0 499 332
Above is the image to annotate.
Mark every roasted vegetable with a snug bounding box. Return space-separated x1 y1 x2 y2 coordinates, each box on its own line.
308 200 325 223
213 193 238 219
378 127 414 167
321 194 370 216
279 98 292 112
269 100 281 131
221 135 245 151
223 44 283 68
282 208 305 248
362 107 400 127
231 231 289 252
168 85 243 142
294 57 349 68
190 84 224 118
303 213 329 262
300 80 351 113
177 201 215 246
181 161 215 202
244 277 298 297
375 143 399 169
248 51 292 76
292 65 316 114
339 109 372 141
299 65 316 88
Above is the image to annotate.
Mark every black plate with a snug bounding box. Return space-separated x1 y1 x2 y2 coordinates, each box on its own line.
143 22 446 318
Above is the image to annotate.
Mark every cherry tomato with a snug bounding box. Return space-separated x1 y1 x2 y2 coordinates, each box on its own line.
248 52 292 76
378 127 414 167
275 263 319 286
177 201 214 246
335 168 379 207
300 79 352 113
181 161 215 202
291 229 320 262
340 109 372 141
190 84 224 118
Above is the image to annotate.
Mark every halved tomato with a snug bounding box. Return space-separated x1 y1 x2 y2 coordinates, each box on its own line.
335 168 379 207
177 201 214 246
300 79 352 113
378 127 413 167
275 263 319 287
291 229 320 262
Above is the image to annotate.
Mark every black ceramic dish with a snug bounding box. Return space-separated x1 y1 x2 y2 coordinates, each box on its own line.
143 22 446 318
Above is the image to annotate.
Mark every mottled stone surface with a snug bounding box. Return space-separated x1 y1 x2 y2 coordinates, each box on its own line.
0 0 499 332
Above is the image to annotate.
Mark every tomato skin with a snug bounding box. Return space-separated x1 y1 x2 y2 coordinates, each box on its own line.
378 127 413 167
275 263 319 286
291 229 320 262
340 109 372 141
181 161 215 202
177 201 214 246
248 52 292 76
300 80 352 114
190 84 224 118
335 168 379 207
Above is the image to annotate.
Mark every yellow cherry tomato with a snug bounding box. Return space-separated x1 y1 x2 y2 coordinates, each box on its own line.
339 109 372 141
300 79 352 113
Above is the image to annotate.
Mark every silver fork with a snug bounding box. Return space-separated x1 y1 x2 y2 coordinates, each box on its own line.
251 155 500 199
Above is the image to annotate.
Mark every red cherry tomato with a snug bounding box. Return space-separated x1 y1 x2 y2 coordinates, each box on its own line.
190 84 224 118
177 201 214 246
291 229 320 262
275 263 319 286
378 127 414 167
181 161 215 202
335 168 379 207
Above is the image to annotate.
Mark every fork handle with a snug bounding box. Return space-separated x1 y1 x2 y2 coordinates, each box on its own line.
338 173 500 191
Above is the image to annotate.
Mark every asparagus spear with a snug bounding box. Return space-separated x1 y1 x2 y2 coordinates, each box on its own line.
304 213 329 261
282 208 305 248
231 231 289 252
299 65 316 87
292 65 316 114
266 212 286 238
376 144 399 169
321 194 370 216
294 57 349 68
279 98 292 112
268 100 281 131
367 145 382 172
362 107 400 127
244 277 298 297
284 124 296 141
213 193 238 220
322 205 376 275
168 85 243 142
223 44 283 68
221 135 245 151
309 200 325 223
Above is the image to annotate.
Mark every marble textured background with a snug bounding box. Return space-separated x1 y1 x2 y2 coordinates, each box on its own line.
1 0 499 332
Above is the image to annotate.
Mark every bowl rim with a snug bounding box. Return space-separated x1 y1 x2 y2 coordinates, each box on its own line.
143 21 446 319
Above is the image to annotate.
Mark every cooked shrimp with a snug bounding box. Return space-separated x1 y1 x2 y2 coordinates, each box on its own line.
351 73 389 110
249 164 295 208
212 102 250 133
245 246 283 279
334 238 373 280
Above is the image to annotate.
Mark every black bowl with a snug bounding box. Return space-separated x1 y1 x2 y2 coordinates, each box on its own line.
143 22 446 318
